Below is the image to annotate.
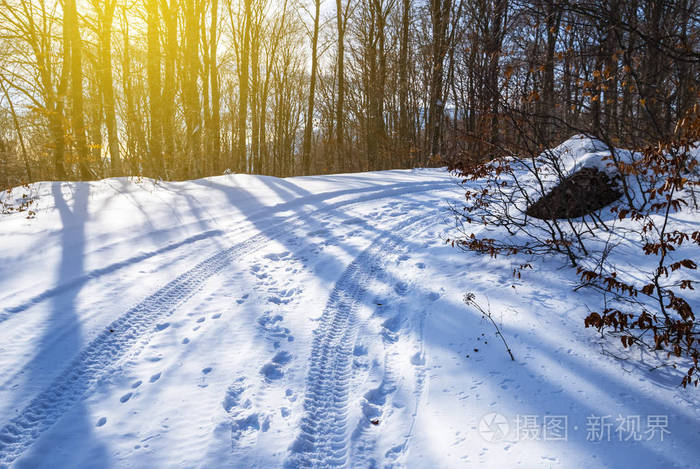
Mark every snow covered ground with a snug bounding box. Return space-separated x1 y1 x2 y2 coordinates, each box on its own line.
0 168 698 468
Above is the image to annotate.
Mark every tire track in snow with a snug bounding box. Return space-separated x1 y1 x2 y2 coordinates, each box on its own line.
286 215 434 469
0 180 452 323
0 181 451 468
0 229 225 321
0 242 239 468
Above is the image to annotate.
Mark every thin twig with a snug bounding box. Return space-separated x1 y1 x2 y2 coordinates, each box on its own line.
463 292 515 361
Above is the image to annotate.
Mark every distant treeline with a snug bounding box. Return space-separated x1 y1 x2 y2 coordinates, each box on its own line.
0 0 697 186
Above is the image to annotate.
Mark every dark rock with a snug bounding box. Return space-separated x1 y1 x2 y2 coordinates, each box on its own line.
526 167 621 220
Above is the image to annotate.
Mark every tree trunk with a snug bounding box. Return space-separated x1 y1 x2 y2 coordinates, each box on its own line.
603 0 620 137
427 0 451 160
162 0 178 176
210 0 221 172
335 0 347 172
65 0 91 178
541 0 560 144
184 0 202 176
100 0 121 175
238 0 251 173
147 0 163 176
487 0 507 148
251 18 261 174
398 0 410 149
201 4 211 175
121 13 140 173
374 0 388 169
302 0 321 175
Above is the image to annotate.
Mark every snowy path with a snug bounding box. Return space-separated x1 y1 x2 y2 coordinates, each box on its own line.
0 172 456 468
1 169 699 468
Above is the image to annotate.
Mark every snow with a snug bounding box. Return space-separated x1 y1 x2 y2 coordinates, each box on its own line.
0 166 698 468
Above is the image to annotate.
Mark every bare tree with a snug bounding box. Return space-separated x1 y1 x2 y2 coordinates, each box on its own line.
301 0 322 175
146 0 164 175
91 0 122 175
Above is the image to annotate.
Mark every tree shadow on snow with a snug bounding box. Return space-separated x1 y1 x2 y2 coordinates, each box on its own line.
7 183 111 468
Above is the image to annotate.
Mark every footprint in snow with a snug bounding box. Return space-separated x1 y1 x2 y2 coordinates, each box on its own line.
234 413 261 432
260 363 284 380
202 367 213 375
260 351 293 380
383 315 402 332
394 282 408 296
411 352 426 366
96 417 107 427
353 344 368 356
268 289 296 305
353 344 370 369
272 351 293 365
223 378 248 412
258 312 294 345
386 443 406 459
150 372 161 383
285 389 296 402
308 229 329 237
120 392 133 403
428 291 441 301
264 251 290 261
258 313 283 326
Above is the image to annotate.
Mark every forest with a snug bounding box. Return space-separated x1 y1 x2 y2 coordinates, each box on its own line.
0 0 697 187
